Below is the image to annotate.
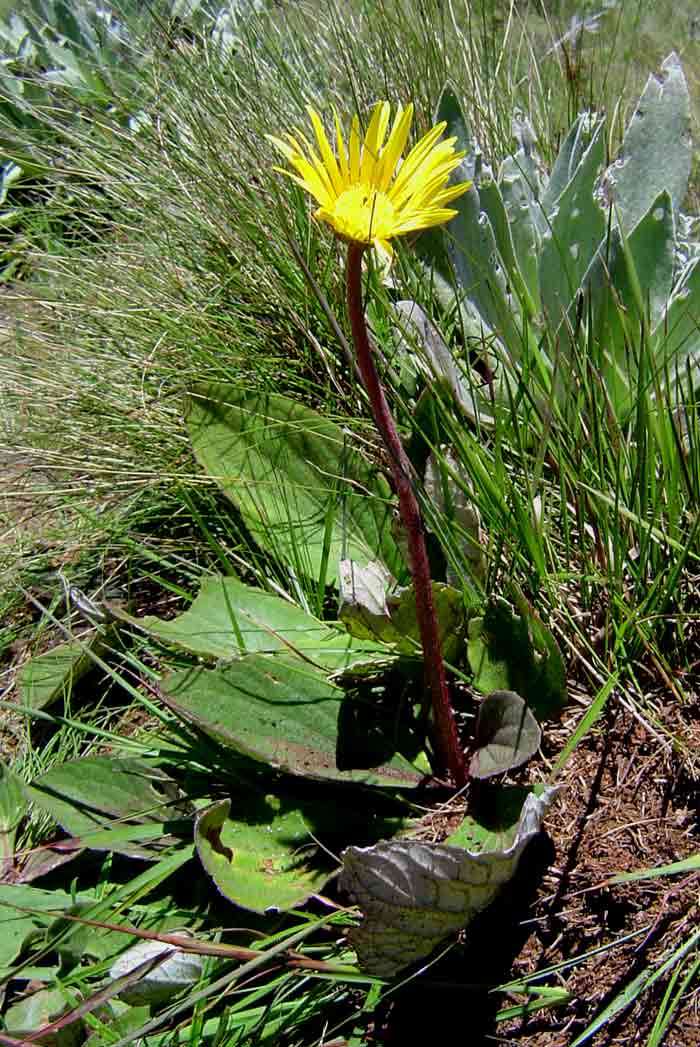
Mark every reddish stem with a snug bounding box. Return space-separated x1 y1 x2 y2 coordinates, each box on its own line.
345 243 467 788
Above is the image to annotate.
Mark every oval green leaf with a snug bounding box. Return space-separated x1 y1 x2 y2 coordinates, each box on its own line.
187 385 402 584
467 597 566 719
25 758 190 858
340 788 556 976
120 574 389 672
195 797 336 914
160 657 422 788
17 630 108 711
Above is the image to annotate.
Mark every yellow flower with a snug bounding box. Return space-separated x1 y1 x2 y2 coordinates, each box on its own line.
269 102 471 256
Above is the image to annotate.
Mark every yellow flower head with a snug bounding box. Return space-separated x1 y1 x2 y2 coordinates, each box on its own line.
269 102 471 256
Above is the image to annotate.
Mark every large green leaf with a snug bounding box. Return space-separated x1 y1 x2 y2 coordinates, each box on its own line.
585 190 676 416
26 758 191 859
120 574 389 672
425 90 520 347
0 883 92 978
195 797 335 913
499 147 544 308
652 256 700 385
444 183 522 349
195 788 411 915
604 52 691 233
538 118 606 334
424 452 486 588
3 986 82 1046
542 112 600 217
187 385 402 584
391 300 492 425
478 176 534 313
160 656 422 788
467 598 566 720
435 83 474 159
654 257 700 358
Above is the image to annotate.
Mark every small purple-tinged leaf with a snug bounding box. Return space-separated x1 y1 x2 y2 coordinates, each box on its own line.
470 691 541 779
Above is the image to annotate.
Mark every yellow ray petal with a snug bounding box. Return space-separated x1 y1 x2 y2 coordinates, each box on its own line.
391 207 460 235
277 169 334 208
404 164 466 209
273 151 334 208
333 107 349 182
307 107 342 195
412 172 468 211
420 180 472 209
349 115 361 183
388 123 450 202
360 101 391 184
376 104 413 192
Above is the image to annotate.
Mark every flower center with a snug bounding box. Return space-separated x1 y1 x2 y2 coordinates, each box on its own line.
330 185 396 244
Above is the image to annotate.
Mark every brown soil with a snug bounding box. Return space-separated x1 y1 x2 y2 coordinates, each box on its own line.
502 701 700 1046
377 691 699 1047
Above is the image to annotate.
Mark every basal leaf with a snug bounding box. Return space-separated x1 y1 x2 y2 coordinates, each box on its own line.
603 52 691 233
539 118 606 334
469 691 541 779
542 111 599 217
84 1005 151 1047
653 256 700 375
467 616 508 693
187 385 402 584
391 300 492 426
0 883 92 978
120 574 388 672
339 562 466 663
3 986 81 1047
160 657 422 788
338 559 392 618
478 176 533 311
446 185 522 349
499 151 543 308
446 785 540 852
435 83 474 161
584 190 676 418
195 797 336 914
109 938 204 1005
340 788 556 977
424 452 486 587
26 758 191 859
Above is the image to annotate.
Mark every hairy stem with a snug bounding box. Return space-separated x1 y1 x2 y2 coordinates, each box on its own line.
345 243 467 788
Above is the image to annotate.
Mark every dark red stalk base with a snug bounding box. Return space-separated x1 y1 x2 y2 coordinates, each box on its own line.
346 243 467 788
